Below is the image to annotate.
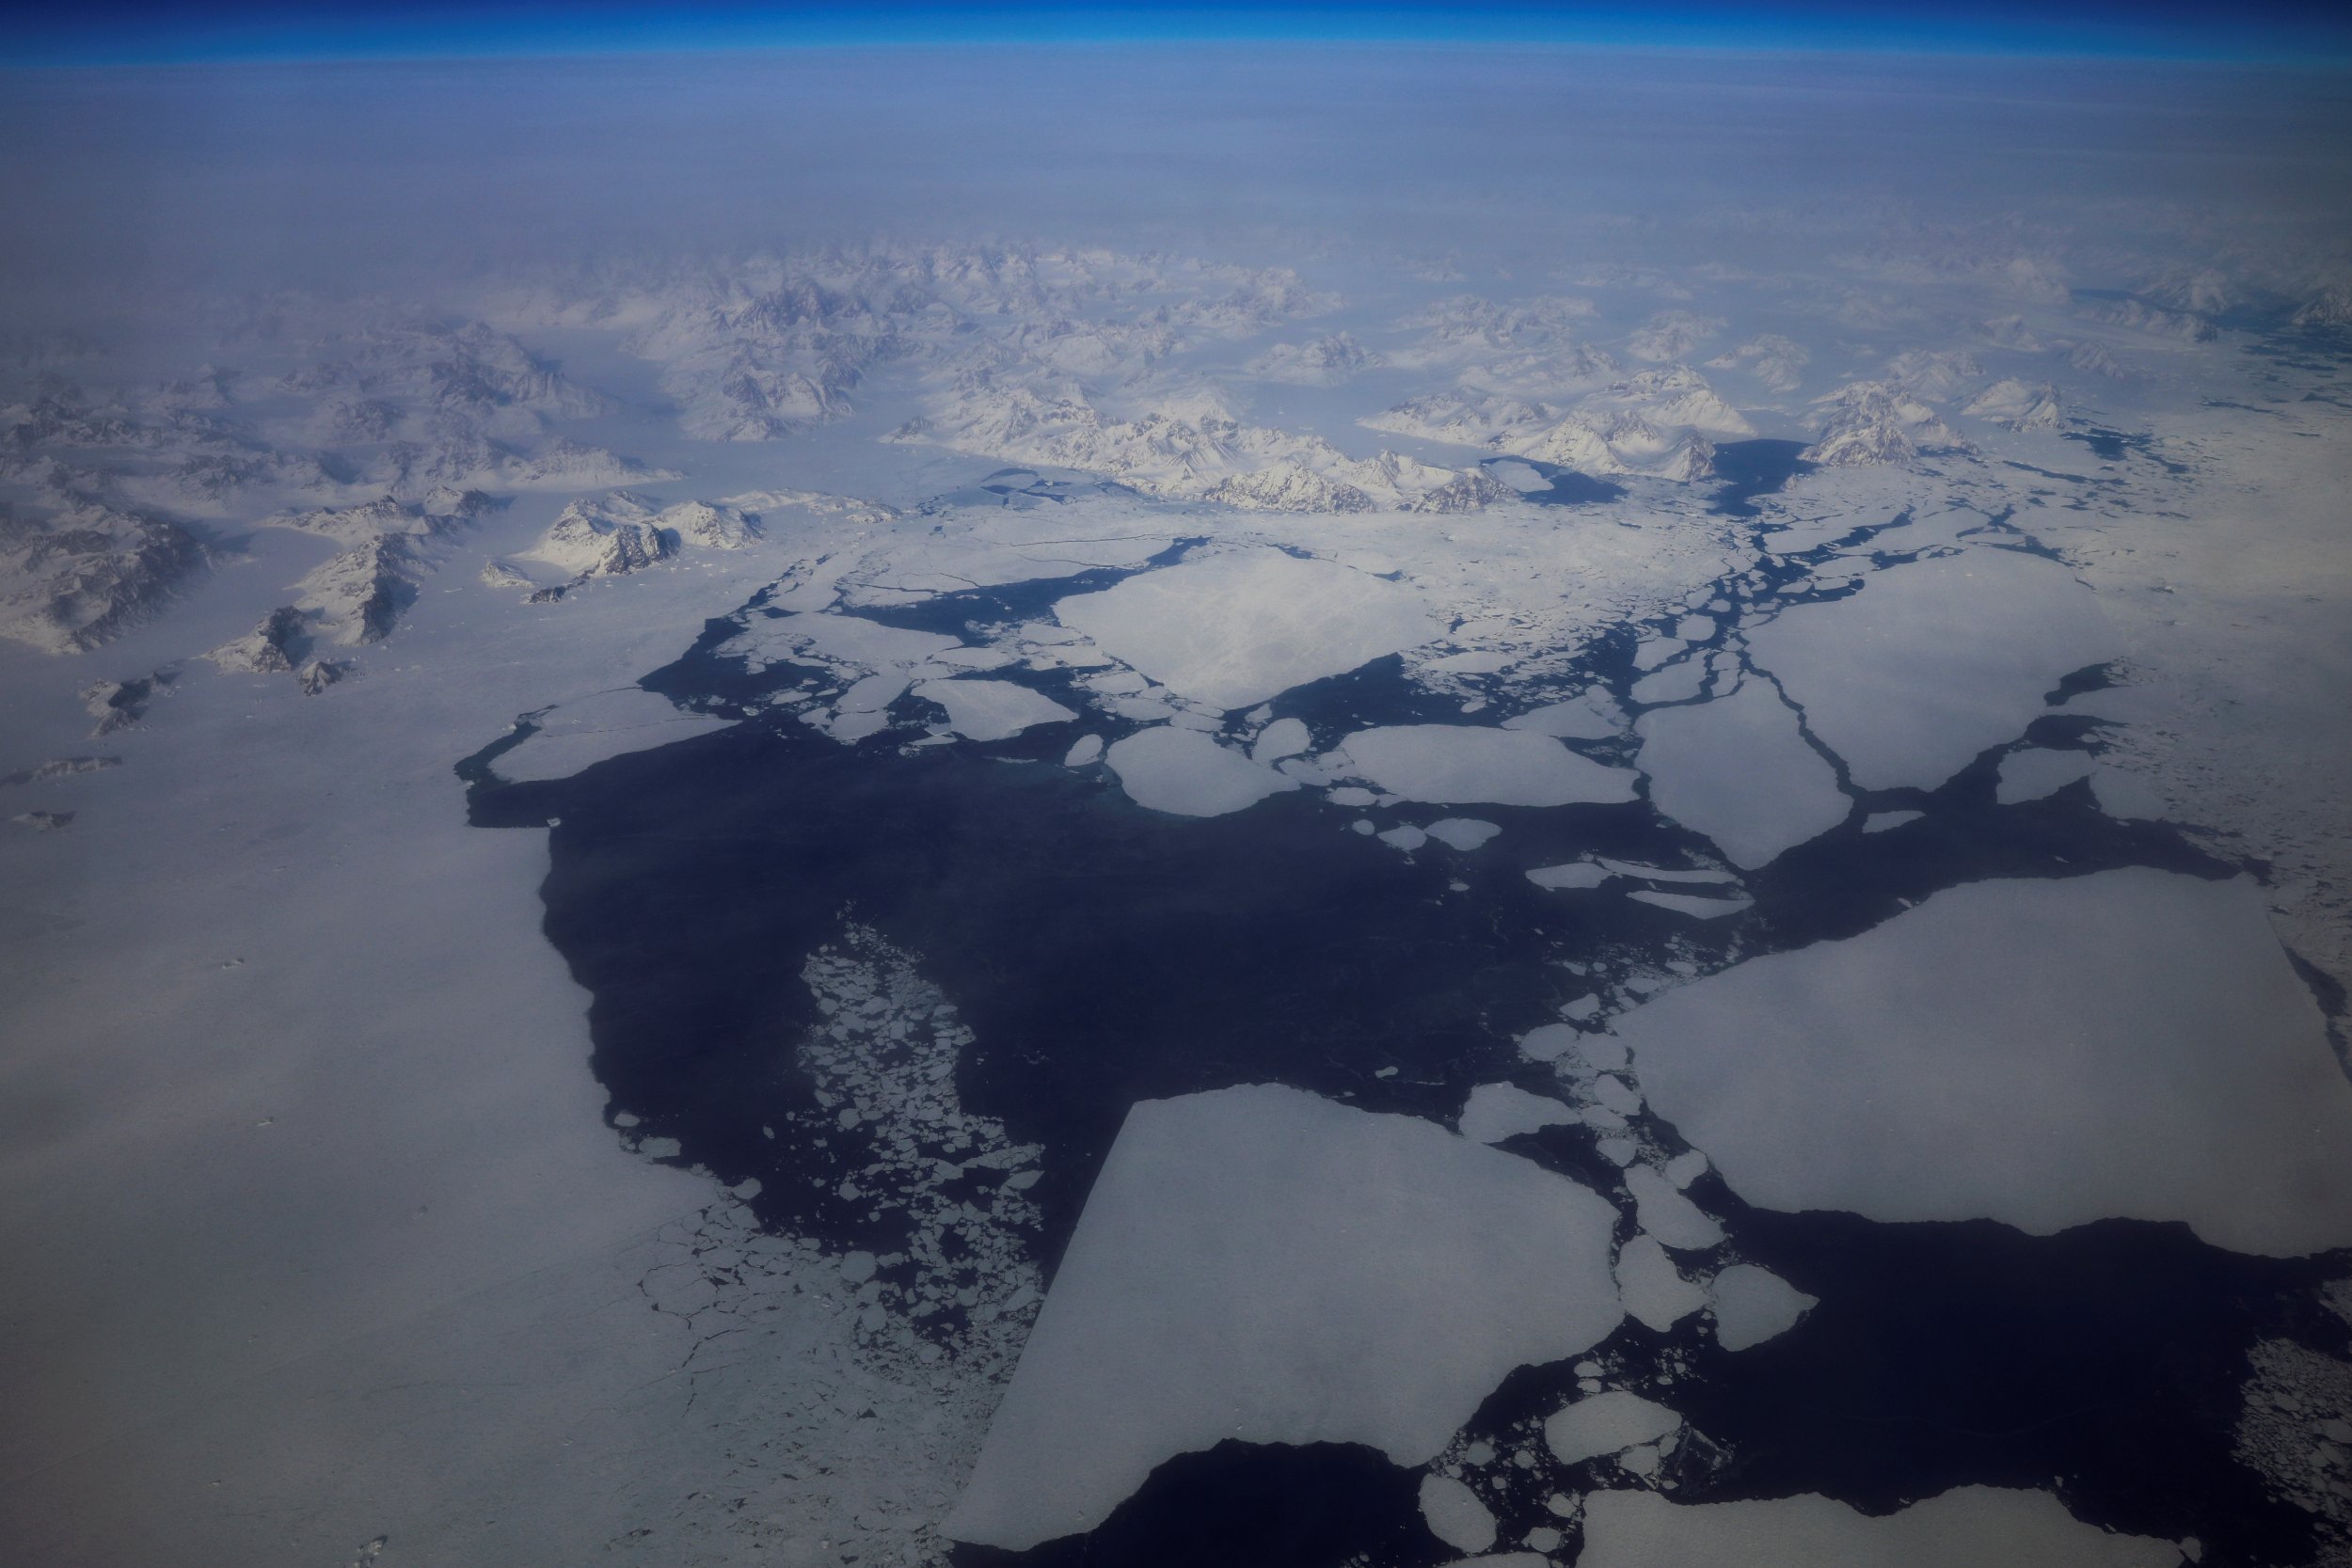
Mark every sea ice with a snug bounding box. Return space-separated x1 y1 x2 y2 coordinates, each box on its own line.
1708 1263 1819 1351
1624 1164 1726 1251
1635 678 1848 867
1627 890 1752 920
946 1085 1623 1550
1103 726 1298 817
1613 868 2352 1255
1335 725 1640 807
1420 1474 1499 1554
1528 863 1612 890
1578 1485 2180 1568
1861 809 1922 833
1543 1390 1683 1465
1742 548 2116 792
1616 1236 1708 1331
490 688 736 783
1459 1082 1580 1144
1995 747 2098 804
1251 716 1313 763
912 679 1077 742
1503 692 1622 739
1425 817 1503 850
1052 549 1441 711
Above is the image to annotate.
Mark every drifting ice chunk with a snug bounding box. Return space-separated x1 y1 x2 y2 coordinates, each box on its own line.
1625 1164 1726 1250
1380 825 1432 852
1612 868 2352 1256
1616 1236 1708 1331
490 688 735 783
1579 1485 2179 1568
1337 725 1640 807
914 679 1078 742
1544 1391 1683 1465
1528 862 1612 891
1862 809 1922 833
1104 727 1298 817
1708 1263 1819 1351
1743 548 2116 792
1636 679 1848 868
947 1085 1623 1550
1459 1082 1579 1144
1628 890 1752 921
1425 817 1503 851
1420 1474 1499 1554
1053 550 1441 710
1595 858 1732 883
1064 735 1104 768
1518 1022 1578 1063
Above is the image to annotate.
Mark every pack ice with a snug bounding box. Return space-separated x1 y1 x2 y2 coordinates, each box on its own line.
1611 867 2352 1256
1742 547 2116 793
1052 549 1441 711
945 1084 1624 1550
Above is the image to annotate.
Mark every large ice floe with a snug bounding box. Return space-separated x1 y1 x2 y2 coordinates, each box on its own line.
1632 674 1848 867
1051 548 1441 710
1612 867 2352 1255
1741 547 2116 792
945 1084 1623 1550
1330 724 1641 807
1578 1485 2181 1567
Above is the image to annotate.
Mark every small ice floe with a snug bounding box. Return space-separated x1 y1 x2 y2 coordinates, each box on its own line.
1528 862 1612 890
1616 1235 1708 1331
1707 1263 1819 1351
1625 1164 1725 1251
1063 735 1104 768
1862 808 1923 833
1544 1390 1683 1465
1380 825 1431 852
1425 817 1502 851
1629 657 1708 705
1627 889 1754 920
914 679 1077 742
1419 1473 1498 1554
1104 726 1296 817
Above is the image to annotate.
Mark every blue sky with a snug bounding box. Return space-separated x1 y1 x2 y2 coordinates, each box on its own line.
8 1 2352 67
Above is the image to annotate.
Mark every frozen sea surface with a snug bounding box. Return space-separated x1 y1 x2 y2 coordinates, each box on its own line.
946 1084 1622 1550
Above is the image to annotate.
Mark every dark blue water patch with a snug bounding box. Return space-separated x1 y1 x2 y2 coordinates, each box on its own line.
1678 1207 2347 1568
1708 437 1811 517
954 1442 1425 1568
836 535 1205 641
2064 427 2191 476
2044 660 2124 705
1478 455 1625 506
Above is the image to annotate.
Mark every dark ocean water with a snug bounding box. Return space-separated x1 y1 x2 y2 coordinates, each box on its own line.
459 473 2345 1566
